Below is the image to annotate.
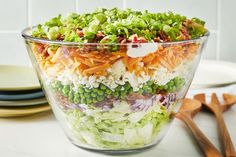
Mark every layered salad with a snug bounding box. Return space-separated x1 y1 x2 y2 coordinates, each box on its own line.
26 8 208 150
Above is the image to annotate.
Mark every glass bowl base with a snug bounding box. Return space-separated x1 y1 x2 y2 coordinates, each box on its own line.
71 140 161 155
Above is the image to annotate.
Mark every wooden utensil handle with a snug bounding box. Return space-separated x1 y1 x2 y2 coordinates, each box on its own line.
176 113 222 157
215 110 236 157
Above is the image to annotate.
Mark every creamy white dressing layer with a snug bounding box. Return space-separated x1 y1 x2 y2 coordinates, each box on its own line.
54 59 193 91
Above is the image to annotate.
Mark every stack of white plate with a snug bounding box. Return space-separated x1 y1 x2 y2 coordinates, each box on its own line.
0 65 50 117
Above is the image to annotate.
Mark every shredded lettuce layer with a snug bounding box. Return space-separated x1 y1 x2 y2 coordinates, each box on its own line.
65 101 170 149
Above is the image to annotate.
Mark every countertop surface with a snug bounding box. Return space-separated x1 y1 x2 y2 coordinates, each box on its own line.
0 86 236 157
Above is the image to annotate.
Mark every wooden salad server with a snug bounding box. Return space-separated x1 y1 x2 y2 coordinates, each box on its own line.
175 98 222 157
194 93 236 157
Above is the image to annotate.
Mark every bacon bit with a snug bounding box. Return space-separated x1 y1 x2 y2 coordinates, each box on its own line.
180 27 191 40
57 34 64 40
158 31 170 42
118 36 125 43
76 29 84 37
121 39 127 44
154 37 161 42
36 44 44 53
138 37 148 43
96 31 105 38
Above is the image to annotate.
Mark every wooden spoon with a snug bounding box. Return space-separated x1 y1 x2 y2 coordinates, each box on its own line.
222 93 236 112
194 93 236 112
175 98 222 157
194 93 236 157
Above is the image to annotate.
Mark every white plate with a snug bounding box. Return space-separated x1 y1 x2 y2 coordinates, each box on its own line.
0 65 41 91
0 97 47 107
192 60 236 88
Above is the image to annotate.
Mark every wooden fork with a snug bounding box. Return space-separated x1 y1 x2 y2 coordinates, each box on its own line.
194 93 236 157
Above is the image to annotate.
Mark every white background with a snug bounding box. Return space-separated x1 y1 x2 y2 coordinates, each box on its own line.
0 0 235 65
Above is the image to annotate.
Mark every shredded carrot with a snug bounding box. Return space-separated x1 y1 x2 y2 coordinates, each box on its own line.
83 63 111 75
75 57 93 67
32 42 200 77
143 53 155 64
89 57 108 63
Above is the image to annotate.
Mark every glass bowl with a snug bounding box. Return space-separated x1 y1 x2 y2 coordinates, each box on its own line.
22 27 209 154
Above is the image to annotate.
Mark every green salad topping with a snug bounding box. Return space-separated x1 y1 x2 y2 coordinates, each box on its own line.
32 8 207 43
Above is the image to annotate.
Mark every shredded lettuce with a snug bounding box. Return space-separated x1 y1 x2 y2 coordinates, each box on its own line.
65 101 170 149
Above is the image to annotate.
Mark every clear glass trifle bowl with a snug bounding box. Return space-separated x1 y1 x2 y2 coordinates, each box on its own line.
21 9 209 153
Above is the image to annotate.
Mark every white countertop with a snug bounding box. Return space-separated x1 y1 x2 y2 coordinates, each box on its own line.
0 87 236 157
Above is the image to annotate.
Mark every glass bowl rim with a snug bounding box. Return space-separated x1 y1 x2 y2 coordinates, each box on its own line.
21 26 210 46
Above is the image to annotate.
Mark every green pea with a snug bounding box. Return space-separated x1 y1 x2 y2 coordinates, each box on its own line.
143 84 152 93
151 89 156 94
86 98 93 104
74 93 80 102
68 90 74 102
124 82 131 90
120 91 127 96
142 85 149 90
97 96 105 101
175 77 181 83
100 84 107 90
91 92 97 98
138 89 144 94
81 98 86 104
176 80 184 89
69 90 74 96
163 85 168 90
153 84 158 90
93 88 98 93
147 80 154 86
93 98 98 103
168 80 174 87
78 87 84 94
97 90 104 96
62 85 70 96
85 88 91 93
74 92 79 97
74 96 80 104
145 87 152 93
167 86 172 92
115 86 121 92
128 88 133 94
105 89 112 95
159 86 164 90
80 94 85 99
112 91 119 97
171 86 176 92
84 93 91 98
